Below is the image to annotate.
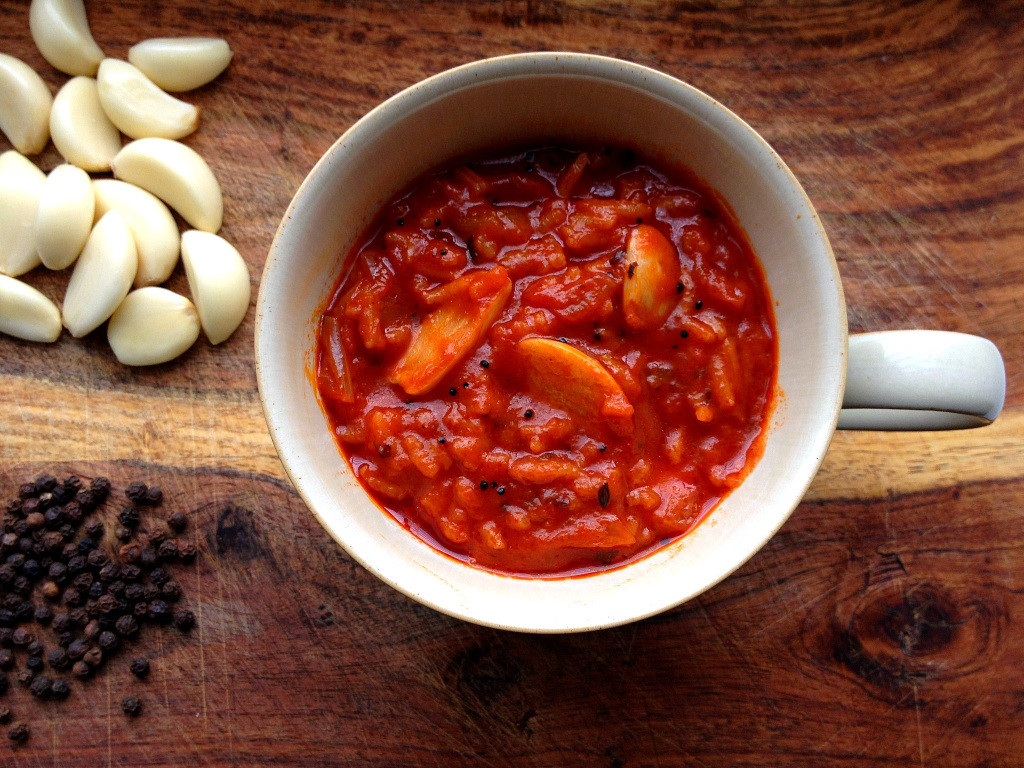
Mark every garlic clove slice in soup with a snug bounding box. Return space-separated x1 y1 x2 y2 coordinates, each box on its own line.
517 337 634 434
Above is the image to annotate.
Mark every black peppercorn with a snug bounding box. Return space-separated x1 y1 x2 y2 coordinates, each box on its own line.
20 558 40 578
115 615 139 638
28 674 52 698
161 580 182 601
178 542 197 563
148 600 169 623
496 487 506 496
71 573 93 592
449 387 457 396
173 608 196 632
88 581 104 600
524 409 534 419
167 511 187 533
125 482 148 503
133 601 148 619
124 583 144 603
139 548 157 568
66 555 86 574
84 620 101 641
143 584 161 601
50 678 70 699
66 640 87 661
76 489 98 512
56 631 73 648
25 656 44 672
33 604 53 625
129 656 150 678
90 476 111 499
82 646 102 667
121 563 141 582
7 721 29 744
61 501 80 528
11 628 32 647
98 631 118 652
51 612 71 633
143 486 163 506
0 609 13 627
86 548 108 568
84 519 104 539
118 506 140 529
46 647 69 670
25 640 43 656
157 539 178 561
480 359 490 368
68 607 87 626
13 600 32 622
107 580 125 596
479 480 489 491
121 695 142 717
47 561 67 582
44 507 63 527
98 562 120 582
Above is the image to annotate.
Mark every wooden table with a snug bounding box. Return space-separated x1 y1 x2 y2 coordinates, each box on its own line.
2 1 1022 764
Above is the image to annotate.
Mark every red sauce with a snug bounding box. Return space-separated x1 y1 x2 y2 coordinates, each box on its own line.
315 146 777 577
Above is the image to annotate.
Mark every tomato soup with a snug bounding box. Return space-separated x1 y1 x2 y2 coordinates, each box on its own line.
315 145 777 576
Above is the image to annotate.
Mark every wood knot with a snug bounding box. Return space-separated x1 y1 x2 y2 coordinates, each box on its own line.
444 643 534 735
213 503 262 561
829 580 1001 705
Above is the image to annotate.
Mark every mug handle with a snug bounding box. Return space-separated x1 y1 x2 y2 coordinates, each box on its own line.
838 330 1006 430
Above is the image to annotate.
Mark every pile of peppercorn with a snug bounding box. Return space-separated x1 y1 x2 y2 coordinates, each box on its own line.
0 474 199 747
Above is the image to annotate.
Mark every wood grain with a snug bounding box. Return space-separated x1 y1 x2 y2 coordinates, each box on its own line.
1 0 1022 765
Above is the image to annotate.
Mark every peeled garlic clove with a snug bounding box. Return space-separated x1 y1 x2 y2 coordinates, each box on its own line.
62 210 137 337
29 0 105 76
180 230 250 344
96 58 199 141
128 37 233 92
111 138 222 232
93 179 178 287
0 151 46 277
107 286 199 366
0 53 53 155
50 76 122 172
0 274 61 343
35 164 95 271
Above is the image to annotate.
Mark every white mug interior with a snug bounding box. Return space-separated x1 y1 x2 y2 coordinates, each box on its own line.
256 53 846 632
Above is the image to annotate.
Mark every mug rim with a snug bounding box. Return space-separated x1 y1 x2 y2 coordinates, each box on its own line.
256 52 847 632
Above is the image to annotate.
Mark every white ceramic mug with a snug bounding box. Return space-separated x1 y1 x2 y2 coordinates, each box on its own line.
256 53 1006 632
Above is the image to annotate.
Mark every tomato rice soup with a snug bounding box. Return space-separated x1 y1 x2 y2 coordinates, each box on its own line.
315 145 777 576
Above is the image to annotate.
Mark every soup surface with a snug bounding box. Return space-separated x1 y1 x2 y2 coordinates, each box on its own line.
316 145 777 576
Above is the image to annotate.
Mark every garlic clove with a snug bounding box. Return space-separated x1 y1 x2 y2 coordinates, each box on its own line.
62 209 137 337
111 138 222 233
0 150 47 277
0 53 53 155
107 286 199 366
180 230 250 344
35 164 95 271
0 274 61 343
93 179 178 287
96 58 199 141
128 37 233 93
50 76 122 172
29 0 105 77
